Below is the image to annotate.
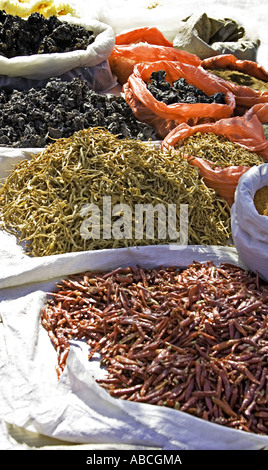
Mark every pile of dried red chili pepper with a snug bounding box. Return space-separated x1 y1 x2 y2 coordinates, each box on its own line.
41 261 268 435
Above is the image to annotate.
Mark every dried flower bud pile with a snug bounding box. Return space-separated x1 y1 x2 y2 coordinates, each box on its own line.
0 127 231 256
41 261 268 435
174 132 265 168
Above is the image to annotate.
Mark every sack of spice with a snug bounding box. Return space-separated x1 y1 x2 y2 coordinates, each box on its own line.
231 163 268 282
173 13 260 61
0 11 116 92
123 60 236 139
201 54 268 115
108 26 201 85
162 114 268 206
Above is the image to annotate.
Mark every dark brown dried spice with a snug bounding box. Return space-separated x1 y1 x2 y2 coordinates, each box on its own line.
0 10 94 58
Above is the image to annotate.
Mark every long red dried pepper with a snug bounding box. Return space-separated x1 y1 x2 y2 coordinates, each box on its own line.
41 261 268 435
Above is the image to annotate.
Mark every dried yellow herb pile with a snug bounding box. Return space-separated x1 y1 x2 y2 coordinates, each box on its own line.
254 186 268 216
175 132 264 168
0 127 231 256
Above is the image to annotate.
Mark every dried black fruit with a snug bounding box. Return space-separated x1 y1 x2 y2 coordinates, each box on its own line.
0 76 157 147
147 70 225 105
0 11 94 58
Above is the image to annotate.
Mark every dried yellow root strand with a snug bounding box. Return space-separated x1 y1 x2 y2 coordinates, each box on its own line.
0 127 231 256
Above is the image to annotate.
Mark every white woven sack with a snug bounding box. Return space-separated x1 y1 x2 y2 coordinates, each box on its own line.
0 16 115 80
231 163 268 282
1 244 268 450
